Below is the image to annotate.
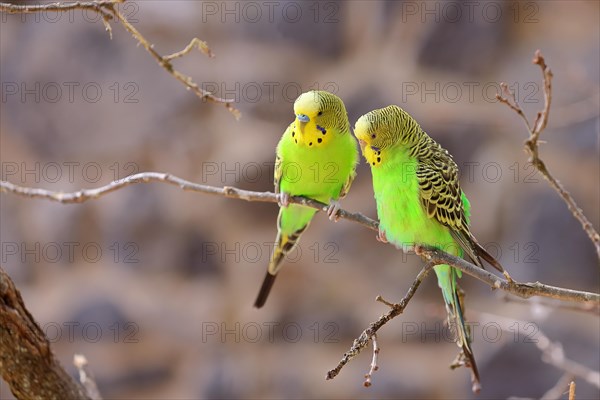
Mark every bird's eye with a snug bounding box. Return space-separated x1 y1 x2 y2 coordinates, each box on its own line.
318 111 323 116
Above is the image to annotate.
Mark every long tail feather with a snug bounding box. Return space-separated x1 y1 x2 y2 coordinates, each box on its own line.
254 272 277 308
437 265 481 392
253 225 306 308
448 285 481 392
473 240 504 273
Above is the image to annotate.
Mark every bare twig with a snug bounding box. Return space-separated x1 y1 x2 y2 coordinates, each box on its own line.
0 0 239 118
74 354 102 400
541 373 574 400
1 175 597 306
0 0 118 18
496 50 600 258
569 381 576 400
418 245 599 304
363 334 379 387
497 82 532 132
163 37 214 61
0 266 91 400
0 173 378 229
326 266 433 381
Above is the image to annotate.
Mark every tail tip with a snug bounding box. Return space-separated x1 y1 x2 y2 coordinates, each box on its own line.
253 272 276 309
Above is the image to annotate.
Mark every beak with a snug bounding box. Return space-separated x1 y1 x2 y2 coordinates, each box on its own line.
296 114 310 123
296 114 310 135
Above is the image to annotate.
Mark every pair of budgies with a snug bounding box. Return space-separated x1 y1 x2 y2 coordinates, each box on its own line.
254 90 508 390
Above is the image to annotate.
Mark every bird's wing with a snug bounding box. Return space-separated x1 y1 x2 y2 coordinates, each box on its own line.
416 148 479 264
338 169 356 199
274 153 282 194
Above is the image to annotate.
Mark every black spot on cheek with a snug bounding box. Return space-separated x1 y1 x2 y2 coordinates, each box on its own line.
377 157 381 163
372 162 375 166
292 131 295 137
295 139 298 144
317 138 322 143
309 142 313 146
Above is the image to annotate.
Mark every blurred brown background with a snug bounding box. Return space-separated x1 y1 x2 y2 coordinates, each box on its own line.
1 1 599 399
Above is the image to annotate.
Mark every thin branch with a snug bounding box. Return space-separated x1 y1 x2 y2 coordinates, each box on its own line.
0 0 117 18
74 354 102 400
0 173 378 229
541 373 574 400
417 245 599 305
569 381 576 400
163 37 214 61
362 334 379 387
0 0 240 118
1 175 597 306
497 82 532 132
496 50 600 259
325 265 433 381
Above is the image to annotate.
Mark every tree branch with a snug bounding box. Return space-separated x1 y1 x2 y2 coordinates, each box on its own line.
1 175 597 306
416 245 599 304
0 0 117 18
0 0 240 118
326 265 433 382
496 50 600 259
1 265 92 400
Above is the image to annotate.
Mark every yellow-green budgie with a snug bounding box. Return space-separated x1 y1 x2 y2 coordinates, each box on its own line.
254 90 358 308
354 105 509 391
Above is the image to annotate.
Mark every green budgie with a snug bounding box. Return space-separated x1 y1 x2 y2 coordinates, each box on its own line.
254 90 358 308
354 105 509 391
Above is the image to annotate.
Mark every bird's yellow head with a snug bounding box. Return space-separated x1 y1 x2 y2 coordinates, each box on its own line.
354 105 406 167
290 90 349 148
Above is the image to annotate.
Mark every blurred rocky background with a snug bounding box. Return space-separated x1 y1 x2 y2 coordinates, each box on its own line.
1 1 599 399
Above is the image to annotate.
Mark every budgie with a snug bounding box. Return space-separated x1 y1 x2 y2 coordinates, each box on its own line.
354 105 509 391
254 90 358 308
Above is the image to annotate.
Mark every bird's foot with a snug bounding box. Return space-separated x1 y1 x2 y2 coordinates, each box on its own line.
376 228 388 243
326 199 342 222
278 192 291 208
503 270 515 284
